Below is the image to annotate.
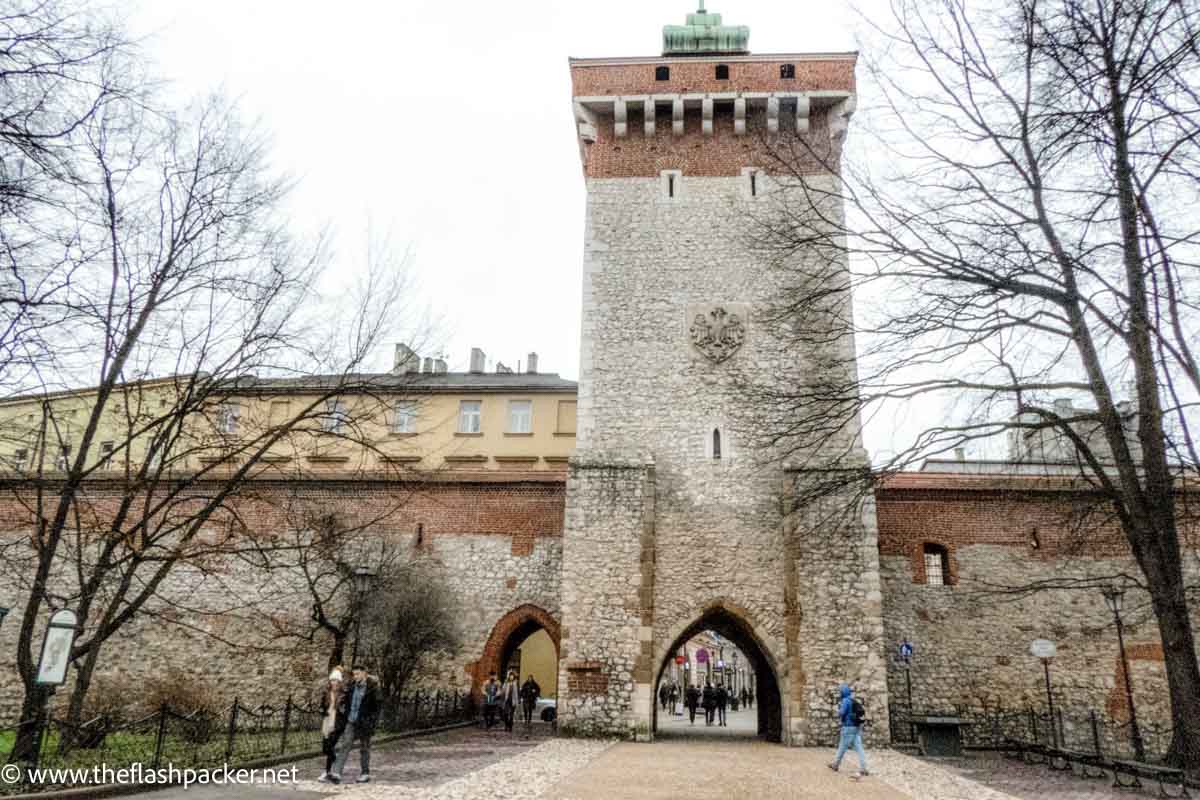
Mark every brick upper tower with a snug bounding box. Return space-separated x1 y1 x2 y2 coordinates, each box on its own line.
569 6 857 180
558 6 888 745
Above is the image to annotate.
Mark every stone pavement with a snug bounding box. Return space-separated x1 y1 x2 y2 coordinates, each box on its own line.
656 705 758 738
542 738 906 800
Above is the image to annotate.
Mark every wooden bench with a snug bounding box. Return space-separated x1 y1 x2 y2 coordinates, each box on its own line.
1110 758 1189 798
1046 747 1109 779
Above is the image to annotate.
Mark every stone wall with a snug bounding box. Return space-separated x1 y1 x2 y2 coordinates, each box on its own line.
560 163 890 744
0 474 564 726
876 475 1199 744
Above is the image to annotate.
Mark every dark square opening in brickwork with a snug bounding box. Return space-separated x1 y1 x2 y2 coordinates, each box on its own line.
715 64 730 80
655 65 670 81
781 63 796 79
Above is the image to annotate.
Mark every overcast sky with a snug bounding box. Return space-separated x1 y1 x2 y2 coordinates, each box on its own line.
127 1 924 456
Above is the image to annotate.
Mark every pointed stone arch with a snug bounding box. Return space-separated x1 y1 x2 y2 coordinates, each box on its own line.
652 598 785 742
470 604 561 698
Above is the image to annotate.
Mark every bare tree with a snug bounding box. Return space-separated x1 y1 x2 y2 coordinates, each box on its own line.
741 0 1200 766
357 561 461 700
0 67 423 765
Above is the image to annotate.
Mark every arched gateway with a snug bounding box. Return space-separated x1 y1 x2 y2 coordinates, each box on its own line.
555 6 890 744
653 603 784 742
472 604 560 698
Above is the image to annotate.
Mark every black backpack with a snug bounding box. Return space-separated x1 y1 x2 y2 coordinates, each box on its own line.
851 698 867 726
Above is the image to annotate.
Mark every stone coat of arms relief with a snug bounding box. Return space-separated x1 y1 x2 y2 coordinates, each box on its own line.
689 305 747 363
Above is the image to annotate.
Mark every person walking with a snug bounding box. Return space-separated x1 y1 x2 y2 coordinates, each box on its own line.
482 673 501 730
740 687 748 708
520 675 541 725
669 683 679 715
828 683 869 777
329 665 380 785
659 683 669 711
716 683 729 727
501 670 520 732
317 669 346 783
685 684 700 725
701 681 716 726
747 688 754 709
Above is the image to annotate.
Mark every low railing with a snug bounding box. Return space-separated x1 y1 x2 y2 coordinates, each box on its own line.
0 689 474 795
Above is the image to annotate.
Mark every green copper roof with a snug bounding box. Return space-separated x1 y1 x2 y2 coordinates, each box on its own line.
662 2 750 56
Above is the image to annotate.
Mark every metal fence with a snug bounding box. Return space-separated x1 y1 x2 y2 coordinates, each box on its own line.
1 689 474 795
888 700 1177 763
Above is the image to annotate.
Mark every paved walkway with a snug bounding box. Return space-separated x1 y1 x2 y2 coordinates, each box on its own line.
542 739 906 800
656 706 759 738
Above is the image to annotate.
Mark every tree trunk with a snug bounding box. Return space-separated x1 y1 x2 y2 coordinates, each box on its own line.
1141 553 1200 768
7 684 48 766
326 634 346 672
63 646 102 747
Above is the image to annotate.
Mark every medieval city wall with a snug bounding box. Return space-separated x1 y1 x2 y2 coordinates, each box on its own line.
877 478 1198 748
0 476 564 725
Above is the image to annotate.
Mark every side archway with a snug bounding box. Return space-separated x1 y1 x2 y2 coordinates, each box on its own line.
471 604 561 698
652 600 784 742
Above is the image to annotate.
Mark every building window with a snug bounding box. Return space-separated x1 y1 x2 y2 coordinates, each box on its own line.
556 400 577 435
458 400 482 434
923 544 950 586
56 444 71 471
322 399 348 433
780 63 796 79
713 429 722 459
508 400 532 434
715 64 730 80
662 169 682 199
392 401 417 433
216 403 241 434
99 441 114 467
655 65 670 81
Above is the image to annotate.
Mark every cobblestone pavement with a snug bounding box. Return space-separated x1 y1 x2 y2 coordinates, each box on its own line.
876 750 1182 799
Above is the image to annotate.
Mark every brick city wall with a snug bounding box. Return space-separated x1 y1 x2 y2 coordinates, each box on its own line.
569 56 856 98
876 475 1199 736
0 474 565 725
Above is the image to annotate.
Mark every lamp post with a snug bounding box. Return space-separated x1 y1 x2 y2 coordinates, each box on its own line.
349 566 376 667
1102 585 1146 761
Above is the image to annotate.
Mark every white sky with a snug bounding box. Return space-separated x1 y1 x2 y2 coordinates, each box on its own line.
130 0 869 376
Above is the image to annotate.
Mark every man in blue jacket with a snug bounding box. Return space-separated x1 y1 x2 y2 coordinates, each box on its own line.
828 683 869 777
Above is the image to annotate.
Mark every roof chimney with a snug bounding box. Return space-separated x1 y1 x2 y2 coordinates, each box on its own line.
393 344 420 374
434 358 448 374
954 447 966 462
422 357 434 373
1053 397 1074 415
469 348 486 374
526 352 539 375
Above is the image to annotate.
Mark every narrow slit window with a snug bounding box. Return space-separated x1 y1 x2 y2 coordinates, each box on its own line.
713 429 722 460
656 65 670 81
750 172 758 196
715 64 730 80
781 63 796 79
668 174 675 198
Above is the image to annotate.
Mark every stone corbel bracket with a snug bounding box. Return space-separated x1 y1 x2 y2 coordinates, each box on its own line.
573 91 854 151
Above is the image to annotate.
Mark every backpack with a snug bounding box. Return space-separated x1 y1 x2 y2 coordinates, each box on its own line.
851 698 867 726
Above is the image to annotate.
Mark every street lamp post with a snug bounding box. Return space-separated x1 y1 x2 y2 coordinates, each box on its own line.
1103 585 1146 761
349 566 376 667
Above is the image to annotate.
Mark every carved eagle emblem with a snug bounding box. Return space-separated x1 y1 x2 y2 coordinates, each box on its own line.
690 306 746 363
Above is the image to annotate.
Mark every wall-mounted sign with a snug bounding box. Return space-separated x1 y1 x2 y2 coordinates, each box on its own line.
696 648 709 664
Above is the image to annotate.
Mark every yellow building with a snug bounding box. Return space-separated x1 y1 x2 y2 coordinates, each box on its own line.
0 346 578 476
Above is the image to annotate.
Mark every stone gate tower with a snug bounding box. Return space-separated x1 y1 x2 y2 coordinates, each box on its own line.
558 6 889 744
